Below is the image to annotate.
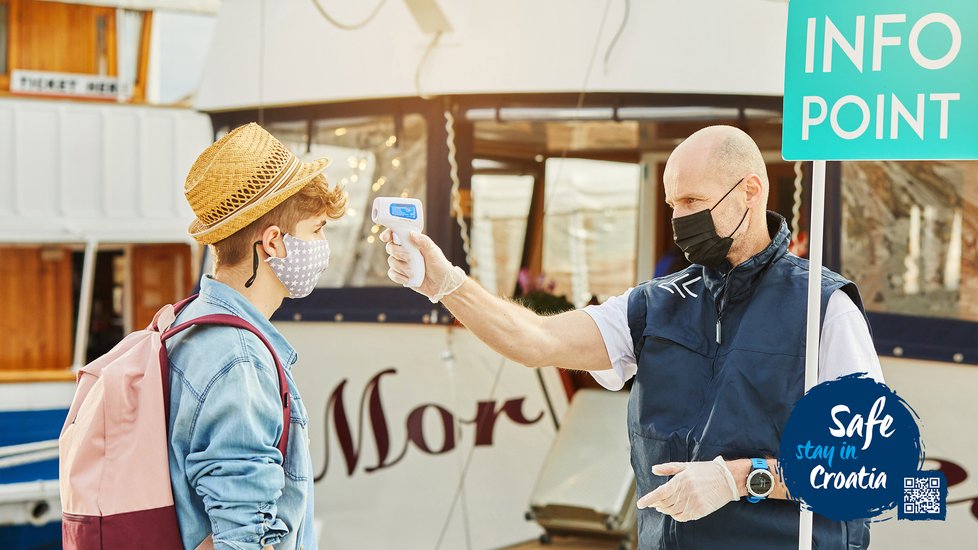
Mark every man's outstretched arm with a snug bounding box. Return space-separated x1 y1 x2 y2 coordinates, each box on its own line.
381 229 612 372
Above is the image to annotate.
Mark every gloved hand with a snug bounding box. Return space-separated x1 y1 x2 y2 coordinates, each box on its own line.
636 456 739 522
380 229 467 303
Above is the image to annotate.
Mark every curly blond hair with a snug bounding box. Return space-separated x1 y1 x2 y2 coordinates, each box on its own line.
212 174 347 267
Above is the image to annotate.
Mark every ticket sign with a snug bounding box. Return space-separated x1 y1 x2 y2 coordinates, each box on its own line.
782 0 978 160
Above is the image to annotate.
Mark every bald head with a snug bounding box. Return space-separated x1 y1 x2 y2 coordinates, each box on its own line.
664 125 773 267
666 125 769 195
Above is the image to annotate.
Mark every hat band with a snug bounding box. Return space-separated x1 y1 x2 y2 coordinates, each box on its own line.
199 154 303 230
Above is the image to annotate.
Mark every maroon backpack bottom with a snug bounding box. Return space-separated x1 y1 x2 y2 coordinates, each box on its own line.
63 505 182 549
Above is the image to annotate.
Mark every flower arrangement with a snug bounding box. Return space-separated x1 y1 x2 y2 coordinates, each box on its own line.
515 269 575 315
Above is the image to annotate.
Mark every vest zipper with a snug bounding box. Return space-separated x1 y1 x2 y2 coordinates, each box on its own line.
715 277 730 344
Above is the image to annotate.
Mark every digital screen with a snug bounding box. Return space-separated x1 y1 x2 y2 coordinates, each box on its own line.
389 203 418 220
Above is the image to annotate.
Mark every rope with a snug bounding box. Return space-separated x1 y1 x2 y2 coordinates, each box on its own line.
603 0 630 74
444 109 474 270
415 31 444 99
308 0 387 31
791 160 804 241
542 0 613 218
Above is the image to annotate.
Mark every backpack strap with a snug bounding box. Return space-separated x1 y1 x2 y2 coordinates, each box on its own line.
159 311 291 462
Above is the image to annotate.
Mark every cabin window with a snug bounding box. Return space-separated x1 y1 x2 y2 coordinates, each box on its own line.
840 160 978 322
541 158 641 307
469 173 534 297
265 114 428 288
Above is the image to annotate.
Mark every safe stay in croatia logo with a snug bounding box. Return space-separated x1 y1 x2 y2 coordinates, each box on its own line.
778 373 947 521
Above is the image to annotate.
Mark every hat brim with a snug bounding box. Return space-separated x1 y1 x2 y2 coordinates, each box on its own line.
188 157 331 245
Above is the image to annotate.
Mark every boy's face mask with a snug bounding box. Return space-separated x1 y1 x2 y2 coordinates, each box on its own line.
671 177 749 269
246 233 330 298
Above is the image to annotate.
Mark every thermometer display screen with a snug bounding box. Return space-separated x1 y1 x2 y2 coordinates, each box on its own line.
389 204 418 220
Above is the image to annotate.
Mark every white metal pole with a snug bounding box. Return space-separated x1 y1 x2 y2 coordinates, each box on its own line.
798 160 826 550
72 239 98 371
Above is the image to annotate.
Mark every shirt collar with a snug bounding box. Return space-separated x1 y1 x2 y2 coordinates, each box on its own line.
198 275 298 368
702 211 791 304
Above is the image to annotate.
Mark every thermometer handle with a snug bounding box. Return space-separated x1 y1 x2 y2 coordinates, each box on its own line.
393 227 425 288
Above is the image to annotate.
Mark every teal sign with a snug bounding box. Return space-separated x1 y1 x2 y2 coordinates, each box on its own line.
783 0 978 160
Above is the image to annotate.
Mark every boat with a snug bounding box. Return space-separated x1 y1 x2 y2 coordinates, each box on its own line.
2 1 976 548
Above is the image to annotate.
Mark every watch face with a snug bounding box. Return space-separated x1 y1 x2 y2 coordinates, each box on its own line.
748 470 775 498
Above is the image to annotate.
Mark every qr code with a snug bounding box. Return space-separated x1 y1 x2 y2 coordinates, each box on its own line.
899 473 946 521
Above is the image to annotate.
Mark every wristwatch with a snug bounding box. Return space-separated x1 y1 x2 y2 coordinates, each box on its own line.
746 458 775 503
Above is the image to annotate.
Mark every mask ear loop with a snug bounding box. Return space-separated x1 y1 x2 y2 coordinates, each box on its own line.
709 177 750 238
245 240 263 288
709 177 747 212
726 207 750 238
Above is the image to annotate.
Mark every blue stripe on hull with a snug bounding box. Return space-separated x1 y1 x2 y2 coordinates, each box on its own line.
0 409 69 447
0 523 62 550
1 409 68 484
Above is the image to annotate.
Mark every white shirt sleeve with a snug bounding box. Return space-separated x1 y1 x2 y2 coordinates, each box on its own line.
582 288 637 391
818 289 885 384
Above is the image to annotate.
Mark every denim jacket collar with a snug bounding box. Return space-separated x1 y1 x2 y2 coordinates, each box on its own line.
702 211 791 304
197 276 298 369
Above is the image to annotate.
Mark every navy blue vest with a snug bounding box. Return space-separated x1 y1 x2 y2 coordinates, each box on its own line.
627 212 871 549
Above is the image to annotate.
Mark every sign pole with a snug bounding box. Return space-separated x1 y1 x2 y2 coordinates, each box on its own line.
798 159 827 549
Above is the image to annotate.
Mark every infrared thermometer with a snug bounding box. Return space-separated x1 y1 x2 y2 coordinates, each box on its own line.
372 197 426 288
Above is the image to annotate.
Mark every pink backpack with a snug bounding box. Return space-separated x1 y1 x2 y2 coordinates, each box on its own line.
59 295 291 549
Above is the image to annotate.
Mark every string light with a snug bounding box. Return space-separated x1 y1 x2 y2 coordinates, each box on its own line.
335 128 347 136
367 235 376 244
386 135 397 147
351 174 359 183
391 158 401 168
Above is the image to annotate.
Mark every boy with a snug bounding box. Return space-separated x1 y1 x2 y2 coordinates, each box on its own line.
166 123 346 550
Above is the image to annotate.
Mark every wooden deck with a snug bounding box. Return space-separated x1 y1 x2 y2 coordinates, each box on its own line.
500 535 632 550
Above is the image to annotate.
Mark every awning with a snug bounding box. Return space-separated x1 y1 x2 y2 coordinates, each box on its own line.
195 0 788 112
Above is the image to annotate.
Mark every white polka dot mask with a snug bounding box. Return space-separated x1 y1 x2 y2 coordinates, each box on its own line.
266 233 330 298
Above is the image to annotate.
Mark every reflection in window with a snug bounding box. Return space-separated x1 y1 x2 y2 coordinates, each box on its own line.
266 115 427 288
470 174 533 296
542 158 641 307
841 161 978 321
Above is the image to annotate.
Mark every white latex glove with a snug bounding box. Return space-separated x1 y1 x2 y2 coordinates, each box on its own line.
636 456 739 522
380 228 467 303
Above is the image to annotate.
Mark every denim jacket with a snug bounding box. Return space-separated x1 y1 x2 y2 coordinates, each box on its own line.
165 276 314 550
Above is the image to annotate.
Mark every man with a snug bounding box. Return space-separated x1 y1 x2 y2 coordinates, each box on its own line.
166 123 346 550
381 125 882 549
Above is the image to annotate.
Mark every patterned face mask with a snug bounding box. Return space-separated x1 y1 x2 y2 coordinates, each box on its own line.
246 233 330 298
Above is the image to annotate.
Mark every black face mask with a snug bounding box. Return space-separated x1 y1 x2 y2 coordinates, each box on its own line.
671 177 749 269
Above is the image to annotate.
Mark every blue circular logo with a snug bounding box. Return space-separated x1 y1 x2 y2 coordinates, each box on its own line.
778 373 924 521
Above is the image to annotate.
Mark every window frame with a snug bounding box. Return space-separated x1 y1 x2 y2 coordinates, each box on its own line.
0 0 13 91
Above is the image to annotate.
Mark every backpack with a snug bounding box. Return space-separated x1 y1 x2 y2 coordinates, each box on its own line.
58 295 291 549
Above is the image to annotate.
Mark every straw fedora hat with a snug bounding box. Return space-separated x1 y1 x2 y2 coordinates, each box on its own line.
185 123 330 245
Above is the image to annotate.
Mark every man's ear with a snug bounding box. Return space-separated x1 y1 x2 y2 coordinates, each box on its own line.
744 174 765 207
260 225 284 258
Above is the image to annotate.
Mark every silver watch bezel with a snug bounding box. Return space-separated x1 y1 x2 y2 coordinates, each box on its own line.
746 468 775 499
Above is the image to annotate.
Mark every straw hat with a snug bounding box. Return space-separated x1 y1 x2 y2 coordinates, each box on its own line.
185 123 330 245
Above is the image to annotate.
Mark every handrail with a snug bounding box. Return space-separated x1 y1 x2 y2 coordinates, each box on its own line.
0 370 76 384
0 439 60 470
